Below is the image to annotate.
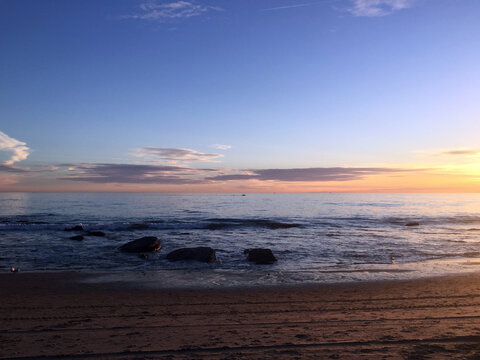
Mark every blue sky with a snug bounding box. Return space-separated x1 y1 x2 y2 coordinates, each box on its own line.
1 0 480 192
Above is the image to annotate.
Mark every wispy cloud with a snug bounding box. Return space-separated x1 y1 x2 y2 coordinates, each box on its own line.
415 148 480 158
211 144 232 150
124 1 222 21
349 0 414 17
434 148 480 157
0 131 30 165
133 147 223 163
208 167 414 182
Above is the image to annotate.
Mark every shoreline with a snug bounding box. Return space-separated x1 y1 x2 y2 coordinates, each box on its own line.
6 259 480 290
3 272 480 358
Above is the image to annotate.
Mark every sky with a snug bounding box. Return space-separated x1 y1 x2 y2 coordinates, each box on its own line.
1 0 479 192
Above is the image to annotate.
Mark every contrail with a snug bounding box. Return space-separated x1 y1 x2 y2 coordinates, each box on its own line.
259 0 337 12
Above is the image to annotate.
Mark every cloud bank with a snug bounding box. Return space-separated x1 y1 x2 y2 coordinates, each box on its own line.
208 167 412 182
0 131 30 165
56 164 412 185
59 163 211 184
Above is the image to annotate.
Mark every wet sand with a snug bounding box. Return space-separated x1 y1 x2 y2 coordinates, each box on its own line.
2 272 480 359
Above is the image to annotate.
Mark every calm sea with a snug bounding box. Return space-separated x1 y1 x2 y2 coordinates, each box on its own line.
1 193 480 287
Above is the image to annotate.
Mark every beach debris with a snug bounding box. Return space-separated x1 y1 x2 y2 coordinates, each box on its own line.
69 235 84 241
10 267 19 273
64 225 84 232
166 247 216 263
85 231 106 237
244 248 277 264
120 236 161 253
405 222 420 227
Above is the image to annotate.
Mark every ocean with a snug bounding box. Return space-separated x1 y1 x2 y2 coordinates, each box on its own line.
1 193 480 287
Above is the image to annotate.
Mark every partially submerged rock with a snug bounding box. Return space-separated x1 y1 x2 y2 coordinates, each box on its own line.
69 235 84 241
245 248 277 264
64 225 84 232
120 236 161 253
166 247 216 263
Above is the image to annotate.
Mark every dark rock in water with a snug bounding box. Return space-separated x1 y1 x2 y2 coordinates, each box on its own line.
64 225 83 232
245 248 277 264
405 222 420 227
167 247 216 263
120 236 161 253
69 235 84 241
86 231 106 237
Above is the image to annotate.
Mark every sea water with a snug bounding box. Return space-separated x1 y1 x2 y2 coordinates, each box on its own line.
1 193 480 287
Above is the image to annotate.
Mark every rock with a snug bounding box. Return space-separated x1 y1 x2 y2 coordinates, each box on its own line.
166 247 216 263
85 231 106 237
405 222 420 227
64 225 83 232
69 235 84 241
245 248 277 264
120 236 161 253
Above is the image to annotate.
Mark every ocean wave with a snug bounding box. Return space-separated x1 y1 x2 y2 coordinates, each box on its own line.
2 214 480 233
382 216 480 226
203 218 301 230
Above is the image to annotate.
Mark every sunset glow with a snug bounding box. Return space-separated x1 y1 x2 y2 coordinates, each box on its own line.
1 0 479 192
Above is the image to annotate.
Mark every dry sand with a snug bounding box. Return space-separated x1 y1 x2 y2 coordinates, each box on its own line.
2 272 480 359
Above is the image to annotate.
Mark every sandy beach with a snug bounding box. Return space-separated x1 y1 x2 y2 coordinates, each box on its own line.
2 273 480 359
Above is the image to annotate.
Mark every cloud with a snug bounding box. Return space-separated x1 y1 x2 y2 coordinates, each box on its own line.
134 147 223 162
435 149 480 156
349 0 414 17
208 167 414 182
0 164 28 173
58 163 211 184
0 131 30 165
125 1 222 21
59 164 413 185
29 164 59 172
211 144 232 150
415 148 480 157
